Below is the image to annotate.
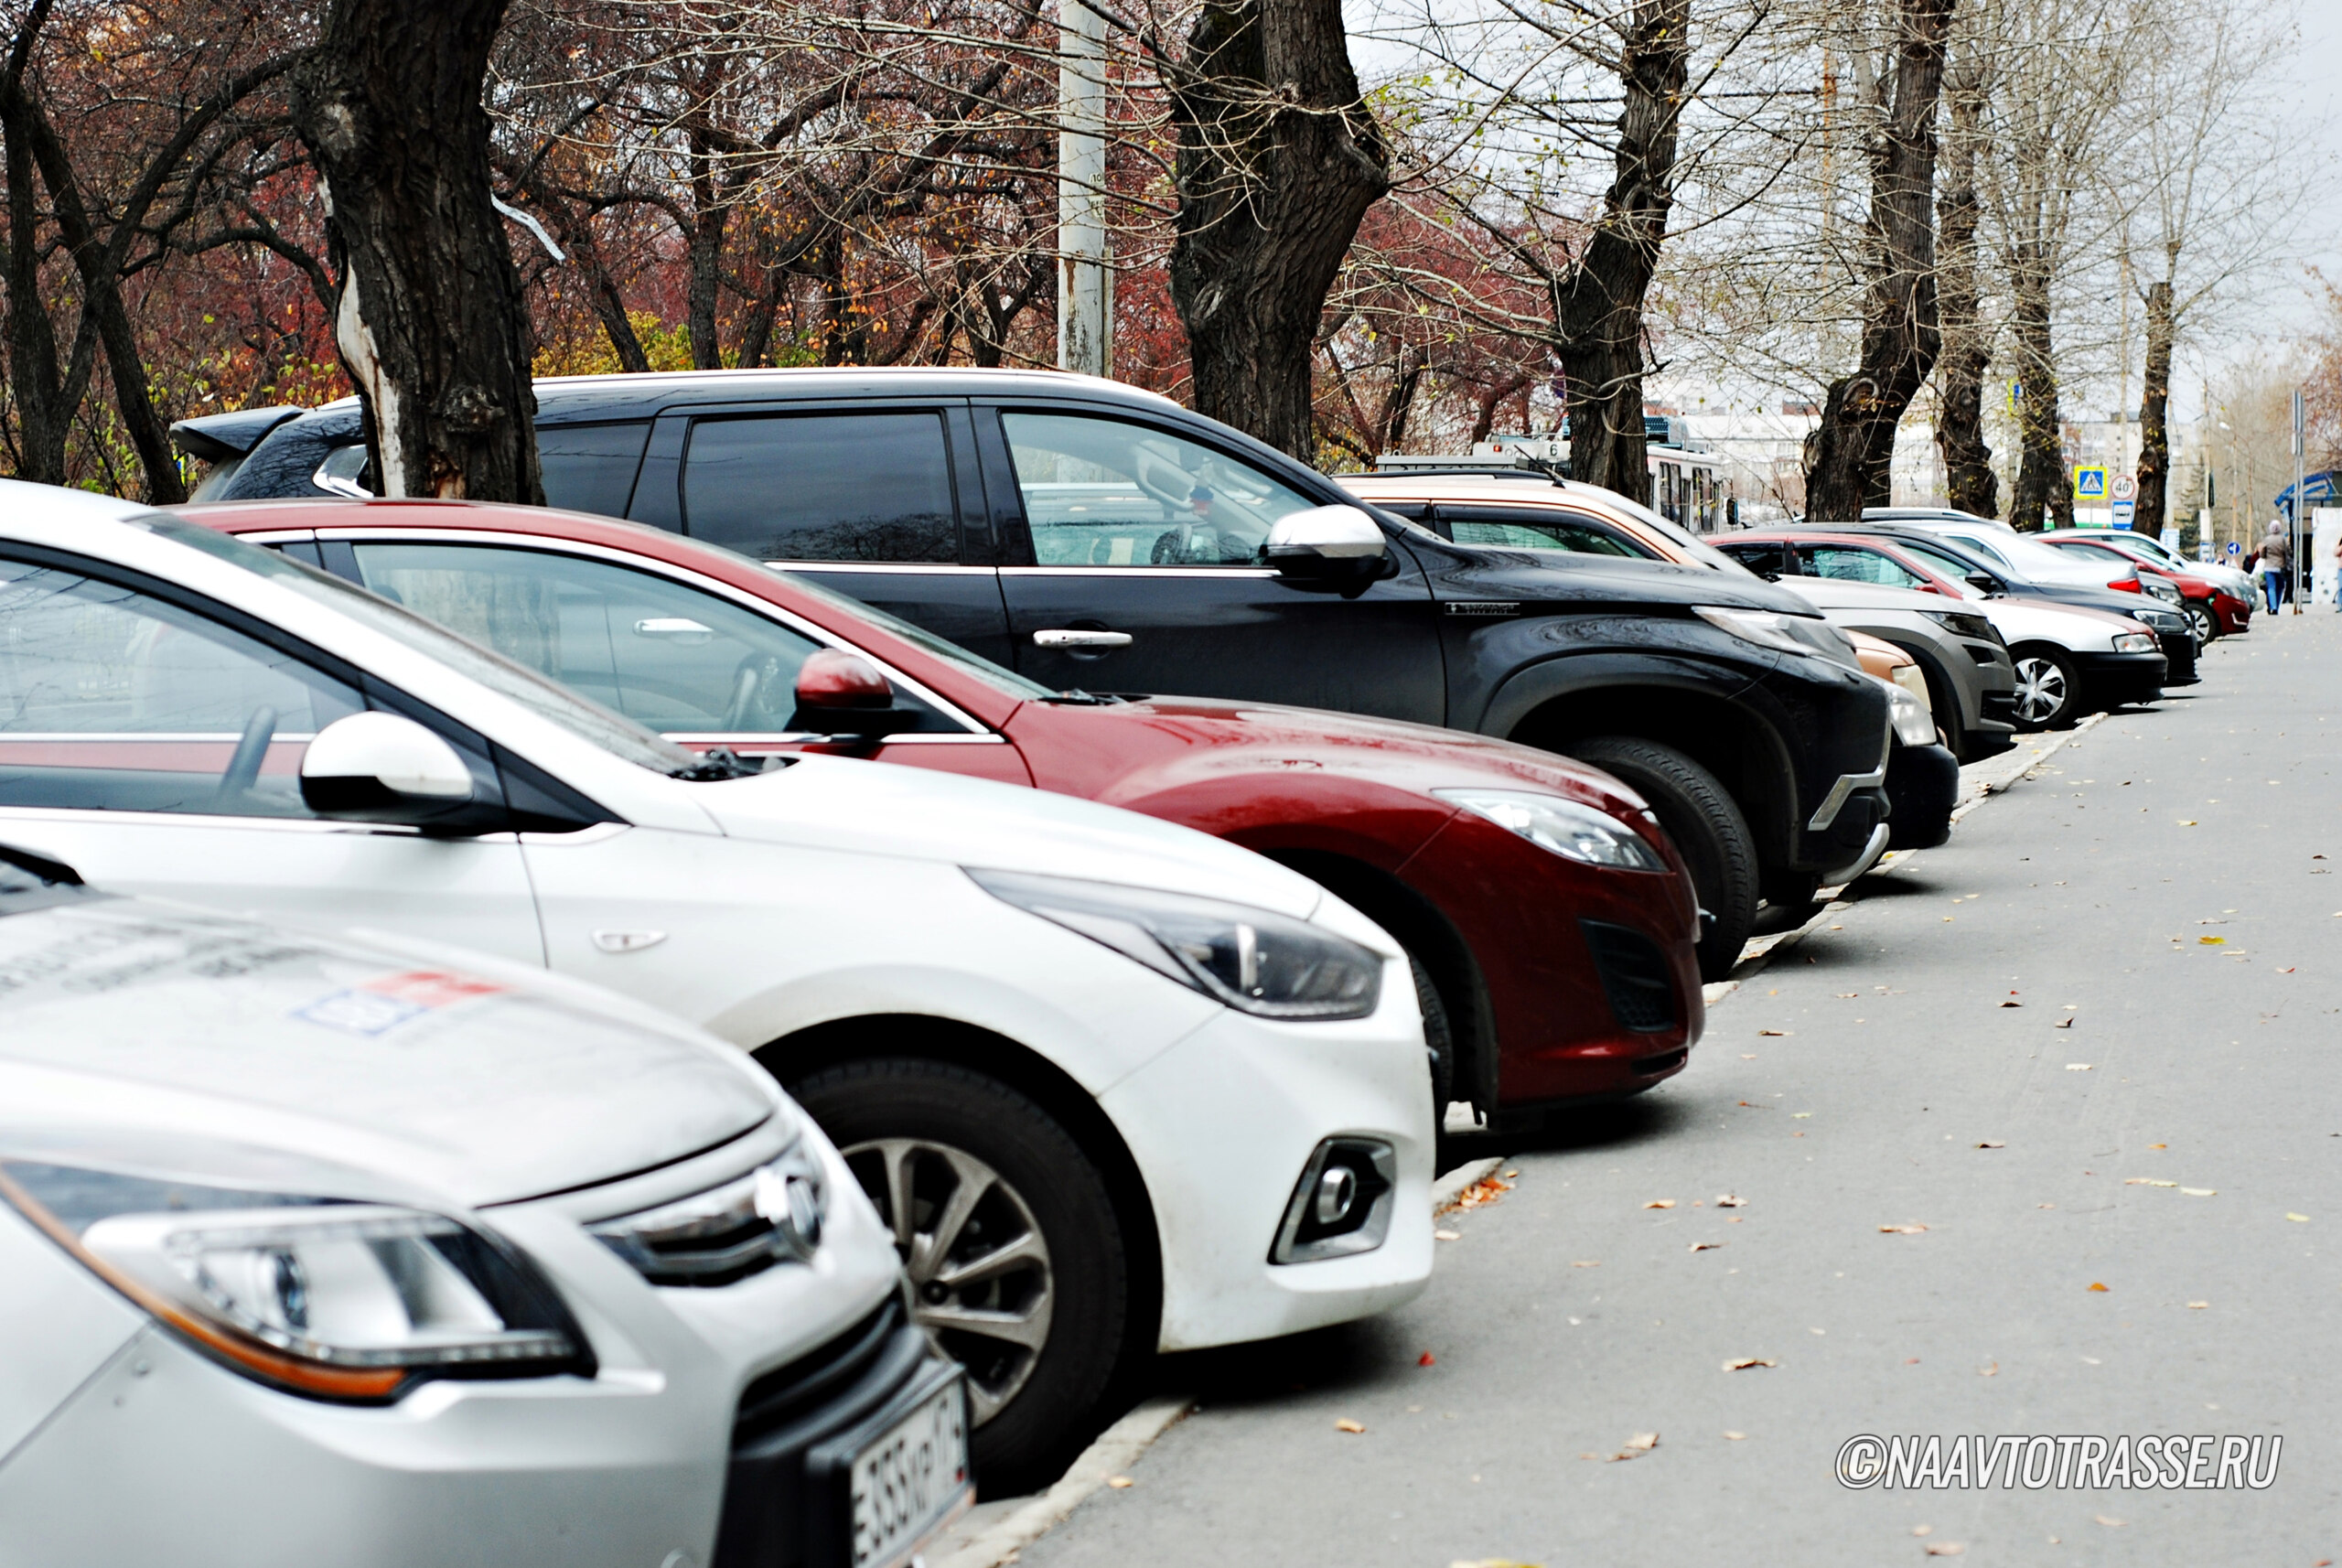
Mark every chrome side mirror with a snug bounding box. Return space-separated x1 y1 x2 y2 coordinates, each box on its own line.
1261 505 1390 582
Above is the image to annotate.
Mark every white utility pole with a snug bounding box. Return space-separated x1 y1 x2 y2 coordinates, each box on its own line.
1057 0 1111 378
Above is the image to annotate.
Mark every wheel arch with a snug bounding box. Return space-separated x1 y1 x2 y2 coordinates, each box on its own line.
1257 847 1497 1116
754 1015 1164 1359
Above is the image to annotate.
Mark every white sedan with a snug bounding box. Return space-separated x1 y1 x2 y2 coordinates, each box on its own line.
0 482 1433 1484
0 846 963 1568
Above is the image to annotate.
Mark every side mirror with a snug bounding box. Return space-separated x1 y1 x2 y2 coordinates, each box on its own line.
788 650 919 744
1965 573 1998 594
300 712 485 829
1261 506 1389 580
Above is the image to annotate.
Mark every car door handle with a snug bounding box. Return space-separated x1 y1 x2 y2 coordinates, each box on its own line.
1032 628 1133 649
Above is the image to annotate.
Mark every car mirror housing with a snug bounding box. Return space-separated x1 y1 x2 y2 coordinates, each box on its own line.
793 650 895 712
1965 573 1999 594
1261 506 1390 581
300 712 494 831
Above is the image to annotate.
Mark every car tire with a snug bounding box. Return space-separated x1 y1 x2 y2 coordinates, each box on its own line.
2009 643 2083 730
1567 736 1756 983
787 1058 1128 1491
2185 600 2218 643
1409 952 1456 1118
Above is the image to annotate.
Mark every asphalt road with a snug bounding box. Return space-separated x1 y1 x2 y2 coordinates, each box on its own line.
1019 613 2342 1566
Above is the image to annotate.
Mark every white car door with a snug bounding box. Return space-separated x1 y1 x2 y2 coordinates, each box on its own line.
0 553 543 961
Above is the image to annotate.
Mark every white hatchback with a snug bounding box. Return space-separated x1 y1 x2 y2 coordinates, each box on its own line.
0 482 1433 1483
0 846 962 1568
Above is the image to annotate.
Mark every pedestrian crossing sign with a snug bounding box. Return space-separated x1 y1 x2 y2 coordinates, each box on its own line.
2073 466 2108 500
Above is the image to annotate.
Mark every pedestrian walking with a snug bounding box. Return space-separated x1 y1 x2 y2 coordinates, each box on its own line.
2259 523 2292 613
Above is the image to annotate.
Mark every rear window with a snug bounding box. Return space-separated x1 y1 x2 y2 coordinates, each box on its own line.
682 413 959 564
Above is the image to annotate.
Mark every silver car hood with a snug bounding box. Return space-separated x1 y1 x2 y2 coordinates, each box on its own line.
0 896 779 1208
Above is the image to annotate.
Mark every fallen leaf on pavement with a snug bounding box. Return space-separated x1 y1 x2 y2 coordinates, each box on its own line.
2088 1282 2110 1292
2149 1142 2166 1148
1434 1229 1462 1241
2125 1178 2177 1187
1740 1052 1758 1059
2186 1301 2208 1309
1980 1361 1998 1376
1690 1241 1724 1252
1716 1194 1748 1207
1106 1476 1134 1489
1835 992 1859 998
1879 1223 1928 1234
1723 1430 1746 1440
2067 1063 2093 1070
1722 1357 1778 1370
2280 966 2296 973
1419 1352 1436 1367
2094 1515 2126 1528
1976 1141 2005 1149
1757 1028 1789 1036
1643 1199 1677 1209
2287 1212 2312 1223
1924 1543 1965 1557
2182 1187 2216 1197
1999 1000 2024 1008
1572 1260 1600 1267
1911 1525 1933 1537
2055 1018 2075 1028
1502 1169 1520 1178
2199 936 2226 945
1619 1432 1659 1454
1334 1419 1366 1434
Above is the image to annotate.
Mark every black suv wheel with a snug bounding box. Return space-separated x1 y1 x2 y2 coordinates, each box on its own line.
1567 736 1756 981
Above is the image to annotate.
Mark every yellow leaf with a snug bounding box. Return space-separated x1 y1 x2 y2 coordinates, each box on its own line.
1106 1476 1134 1488
1335 1418 1366 1434
2088 1281 2110 1292
2124 1178 2176 1187
2186 1301 2209 1309
2286 1212 2311 1223
1643 1198 1677 1209
2181 1187 2216 1197
2198 936 2226 945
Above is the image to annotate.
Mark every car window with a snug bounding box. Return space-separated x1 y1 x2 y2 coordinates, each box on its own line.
345 542 958 736
1894 538 1992 596
0 556 364 816
1715 540 1796 577
1001 412 1318 566
682 412 959 564
1939 531 2014 568
1799 544 1928 588
1439 508 1652 557
539 422 650 517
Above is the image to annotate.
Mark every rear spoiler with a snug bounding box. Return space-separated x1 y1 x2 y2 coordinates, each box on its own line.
168 404 305 463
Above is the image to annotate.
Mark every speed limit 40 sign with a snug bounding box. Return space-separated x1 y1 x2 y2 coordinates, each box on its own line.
2112 474 2138 502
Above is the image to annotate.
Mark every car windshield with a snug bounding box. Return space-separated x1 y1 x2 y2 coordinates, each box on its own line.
141 517 717 777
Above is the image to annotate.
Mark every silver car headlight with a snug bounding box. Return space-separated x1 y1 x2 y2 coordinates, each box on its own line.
1693 605 1861 670
0 1158 589 1402
968 869 1383 1020
1885 682 1938 746
1434 789 1668 872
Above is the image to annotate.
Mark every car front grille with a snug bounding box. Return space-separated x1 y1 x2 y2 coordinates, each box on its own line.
587 1141 827 1288
1982 692 2018 722
1580 918 1678 1034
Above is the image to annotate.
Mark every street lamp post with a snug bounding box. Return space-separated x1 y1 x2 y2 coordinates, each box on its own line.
1058 0 1110 378
2293 388 2306 612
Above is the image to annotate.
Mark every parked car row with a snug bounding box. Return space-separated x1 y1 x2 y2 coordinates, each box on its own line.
0 367 2207 1566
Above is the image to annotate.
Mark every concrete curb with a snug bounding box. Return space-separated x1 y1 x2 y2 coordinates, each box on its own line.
1432 1155 1504 1211
1702 714 2106 1012
929 1394 1195 1568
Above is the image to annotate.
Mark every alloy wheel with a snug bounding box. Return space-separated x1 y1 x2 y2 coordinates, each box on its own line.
2013 656 2068 725
2186 602 2217 642
842 1136 1053 1426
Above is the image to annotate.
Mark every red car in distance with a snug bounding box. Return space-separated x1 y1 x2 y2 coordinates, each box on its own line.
188 499 1703 1129
2034 532 2251 641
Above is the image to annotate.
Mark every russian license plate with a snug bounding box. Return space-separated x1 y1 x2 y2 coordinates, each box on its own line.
847 1372 971 1568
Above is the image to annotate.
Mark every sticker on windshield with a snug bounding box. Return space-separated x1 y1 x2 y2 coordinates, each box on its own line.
294 970 505 1036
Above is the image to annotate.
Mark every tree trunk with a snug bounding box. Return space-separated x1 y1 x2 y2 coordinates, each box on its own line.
2134 275 2174 537
1553 0 1691 503
1930 57 1994 519
2005 252 2067 531
1167 0 1391 461
293 1 541 503
1 0 75 486
1804 0 1955 521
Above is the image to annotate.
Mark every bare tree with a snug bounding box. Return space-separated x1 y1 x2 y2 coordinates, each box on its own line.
294 2 542 502
1802 0 1955 519
1929 37 1994 516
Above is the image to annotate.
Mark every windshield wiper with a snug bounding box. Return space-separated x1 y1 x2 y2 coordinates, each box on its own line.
669 746 776 781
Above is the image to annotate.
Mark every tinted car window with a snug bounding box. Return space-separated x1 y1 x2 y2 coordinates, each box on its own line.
540 422 650 517
1440 507 1650 557
0 556 363 815
682 413 958 564
1715 540 1796 577
1799 543 1928 588
1001 412 1316 566
346 542 956 735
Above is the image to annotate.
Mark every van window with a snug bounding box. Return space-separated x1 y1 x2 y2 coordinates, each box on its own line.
539 422 650 517
682 413 959 564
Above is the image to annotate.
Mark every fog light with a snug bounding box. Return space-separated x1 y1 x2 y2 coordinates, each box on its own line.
1272 1138 1396 1264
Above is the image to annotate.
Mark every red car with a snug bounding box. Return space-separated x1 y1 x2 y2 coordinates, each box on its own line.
188 499 1704 1127
2036 533 2252 640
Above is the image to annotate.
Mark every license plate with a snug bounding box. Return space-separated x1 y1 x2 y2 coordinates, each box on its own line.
846 1372 971 1568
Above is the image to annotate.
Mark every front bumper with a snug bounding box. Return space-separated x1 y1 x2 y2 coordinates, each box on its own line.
1096 980 1434 1353
2076 649 2167 710
2156 628 2200 684
1885 740 1960 850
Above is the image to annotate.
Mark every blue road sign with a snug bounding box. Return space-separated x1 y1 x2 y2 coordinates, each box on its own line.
2073 466 2108 500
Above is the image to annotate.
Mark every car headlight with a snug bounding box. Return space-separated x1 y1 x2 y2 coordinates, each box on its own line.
968 869 1383 1020
2113 630 2159 653
2143 577 2182 603
1692 605 1862 669
1885 682 1938 746
0 1157 590 1402
1921 608 1999 643
1434 789 1668 872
